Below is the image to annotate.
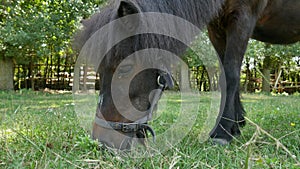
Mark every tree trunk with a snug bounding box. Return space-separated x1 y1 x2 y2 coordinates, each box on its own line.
179 64 191 92
0 57 14 90
244 61 250 92
83 65 88 91
72 63 80 93
262 54 271 93
24 65 28 89
199 67 205 91
44 56 49 89
57 54 60 89
29 61 34 90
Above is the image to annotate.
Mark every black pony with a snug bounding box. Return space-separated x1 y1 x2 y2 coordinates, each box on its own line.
76 0 300 149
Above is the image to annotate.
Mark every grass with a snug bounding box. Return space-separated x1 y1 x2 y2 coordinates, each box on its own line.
0 90 299 168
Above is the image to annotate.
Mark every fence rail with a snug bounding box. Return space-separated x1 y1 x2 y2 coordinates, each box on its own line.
13 64 300 94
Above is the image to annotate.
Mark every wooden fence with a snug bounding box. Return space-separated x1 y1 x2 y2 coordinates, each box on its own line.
13 64 300 94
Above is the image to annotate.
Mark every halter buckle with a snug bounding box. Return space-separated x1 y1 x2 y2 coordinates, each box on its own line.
121 123 138 132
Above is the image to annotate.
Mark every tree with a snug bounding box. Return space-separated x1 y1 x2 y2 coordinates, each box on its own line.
261 44 271 93
184 32 220 91
0 1 14 90
244 40 300 93
0 0 106 90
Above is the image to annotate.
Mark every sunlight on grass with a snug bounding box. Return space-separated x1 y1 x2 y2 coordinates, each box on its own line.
0 91 299 168
0 129 17 140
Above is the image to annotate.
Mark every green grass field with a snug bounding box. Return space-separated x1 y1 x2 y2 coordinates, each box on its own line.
0 90 299 168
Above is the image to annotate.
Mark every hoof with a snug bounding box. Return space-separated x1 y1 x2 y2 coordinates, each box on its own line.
211 138 230 145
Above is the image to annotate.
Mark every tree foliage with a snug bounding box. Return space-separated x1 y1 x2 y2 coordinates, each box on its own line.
0 0 106 64
244 40 300 93
0 0 107 90
245 40 300 70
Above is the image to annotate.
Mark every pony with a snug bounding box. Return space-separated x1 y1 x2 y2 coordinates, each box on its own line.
76 0 300 150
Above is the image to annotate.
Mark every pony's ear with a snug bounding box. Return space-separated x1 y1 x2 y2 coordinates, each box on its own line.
117 0 140 17
116 1 140 32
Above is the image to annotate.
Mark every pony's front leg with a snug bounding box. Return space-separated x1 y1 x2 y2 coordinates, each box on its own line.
209 10 257 144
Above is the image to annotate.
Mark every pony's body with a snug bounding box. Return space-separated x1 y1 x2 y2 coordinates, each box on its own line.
253 0 300 44
208 0 300 142
77 0 300 149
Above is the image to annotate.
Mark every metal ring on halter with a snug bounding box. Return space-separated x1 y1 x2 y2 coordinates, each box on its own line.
157 75 165 88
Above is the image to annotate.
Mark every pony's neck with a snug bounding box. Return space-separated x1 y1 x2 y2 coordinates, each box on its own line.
135 0 223 28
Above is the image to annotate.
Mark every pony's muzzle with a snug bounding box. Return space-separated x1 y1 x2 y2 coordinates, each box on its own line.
92 122 135 150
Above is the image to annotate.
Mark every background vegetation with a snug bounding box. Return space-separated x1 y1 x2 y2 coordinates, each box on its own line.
0 0 299 93
0 0 107 90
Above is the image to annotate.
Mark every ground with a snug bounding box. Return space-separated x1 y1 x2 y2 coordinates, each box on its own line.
0 90 299 168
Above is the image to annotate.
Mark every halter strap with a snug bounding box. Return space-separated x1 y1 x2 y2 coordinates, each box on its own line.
94 116 156 141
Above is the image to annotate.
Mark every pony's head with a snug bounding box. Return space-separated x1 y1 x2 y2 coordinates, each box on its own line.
78 1 178 150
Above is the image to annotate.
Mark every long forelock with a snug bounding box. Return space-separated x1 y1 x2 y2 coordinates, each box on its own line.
76 0 223 51
76 0 223 73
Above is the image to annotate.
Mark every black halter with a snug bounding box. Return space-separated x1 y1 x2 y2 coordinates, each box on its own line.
94 70 174 142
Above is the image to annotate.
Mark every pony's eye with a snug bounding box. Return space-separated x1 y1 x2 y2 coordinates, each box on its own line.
117 65 133 75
